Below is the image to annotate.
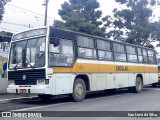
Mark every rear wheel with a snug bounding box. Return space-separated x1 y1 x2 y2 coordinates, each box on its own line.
130 77 143 93
38 94 53 100
72 78 86 102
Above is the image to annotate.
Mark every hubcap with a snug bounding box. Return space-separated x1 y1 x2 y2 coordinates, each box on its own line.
75 83 83 96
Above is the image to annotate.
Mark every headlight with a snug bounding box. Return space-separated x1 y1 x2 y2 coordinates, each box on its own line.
45 79 49 84
37 79 49 85
9 80 15 85
37 80 45 85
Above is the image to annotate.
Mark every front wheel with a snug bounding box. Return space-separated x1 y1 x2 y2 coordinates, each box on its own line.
130 77 143 93
72 78 86 102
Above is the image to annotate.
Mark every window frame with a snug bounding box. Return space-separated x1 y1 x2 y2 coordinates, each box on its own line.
97 39 113 61
147 50 157 64
137 47 144 63
126 45 138 63
113 42 127 62
142 48 149 63
48 38 75 67
77 36 97 59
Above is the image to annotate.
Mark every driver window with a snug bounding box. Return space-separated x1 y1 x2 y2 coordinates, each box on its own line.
49 39 74 67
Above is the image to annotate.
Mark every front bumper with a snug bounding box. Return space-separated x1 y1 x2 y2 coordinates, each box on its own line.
7 85 49 94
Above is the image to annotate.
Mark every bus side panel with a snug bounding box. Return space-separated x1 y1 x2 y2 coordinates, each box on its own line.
47 68 56 94
106 73 115 89
128 73 137 87
149 65 158 84
91 73 97 91
115 73 128 88
115 62 129 88
51 74 56 94
150 73 158 84
54 72 72 95
128 64 140 87
97 73 107 90
98 61 115 90
139 64 146 84
144 65 150 85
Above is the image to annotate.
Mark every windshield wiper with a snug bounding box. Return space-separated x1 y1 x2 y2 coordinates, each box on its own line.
14 58 22 70
26 58 35 69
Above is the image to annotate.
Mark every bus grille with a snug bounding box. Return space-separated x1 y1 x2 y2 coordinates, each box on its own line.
8 69 45 85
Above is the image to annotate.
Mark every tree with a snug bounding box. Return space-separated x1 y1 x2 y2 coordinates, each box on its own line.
53 0 105 37
0 0 11 22
105 0 156 45
149 21 160 41
0 31 13 36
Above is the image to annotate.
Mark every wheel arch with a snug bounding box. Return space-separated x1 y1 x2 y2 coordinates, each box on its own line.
74 74 90 91
136 74 143 85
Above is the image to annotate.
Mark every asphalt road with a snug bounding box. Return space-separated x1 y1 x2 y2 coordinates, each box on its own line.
1 86 160 120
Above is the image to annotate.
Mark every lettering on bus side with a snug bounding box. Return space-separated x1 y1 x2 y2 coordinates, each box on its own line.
116 66 128 71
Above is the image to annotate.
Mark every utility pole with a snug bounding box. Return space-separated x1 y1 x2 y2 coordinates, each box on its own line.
42 0 49 26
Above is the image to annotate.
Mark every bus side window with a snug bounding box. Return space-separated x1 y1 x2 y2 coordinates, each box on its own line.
142 49 148 63
148 50 157 64
61 40 74 65
49 39 74 67
77 36 97 59
137 48 143 63
113 43 126 62
126 45 138 62
97 39 113 60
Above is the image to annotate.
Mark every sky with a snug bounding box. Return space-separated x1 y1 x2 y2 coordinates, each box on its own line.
0 0 160 33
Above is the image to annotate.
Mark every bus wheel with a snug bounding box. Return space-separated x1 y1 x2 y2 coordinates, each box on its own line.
72 78 86 102
131 77 143 93
38 94 52 100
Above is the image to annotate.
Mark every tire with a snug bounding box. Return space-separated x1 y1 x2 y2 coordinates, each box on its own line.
72 78 86 102
38 94 52 100
130 77 143 93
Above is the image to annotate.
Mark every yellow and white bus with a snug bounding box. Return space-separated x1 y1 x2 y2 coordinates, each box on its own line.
7 27 158 102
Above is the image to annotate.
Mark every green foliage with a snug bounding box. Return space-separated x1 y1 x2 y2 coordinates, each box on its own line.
0 31 13 36
149 22 160 41
0 0 11 22
105 0 156 45
54 0 105 37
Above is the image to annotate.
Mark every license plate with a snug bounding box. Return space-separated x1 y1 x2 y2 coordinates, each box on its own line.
19 89 27 93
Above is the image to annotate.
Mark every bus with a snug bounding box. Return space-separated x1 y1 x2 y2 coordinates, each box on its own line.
7 26 158 102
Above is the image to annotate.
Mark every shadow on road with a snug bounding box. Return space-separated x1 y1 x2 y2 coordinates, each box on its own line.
8 85 160 107
10 88 133 105
0 85 156 111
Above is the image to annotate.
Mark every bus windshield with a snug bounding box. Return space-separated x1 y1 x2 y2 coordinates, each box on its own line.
9 37 46 69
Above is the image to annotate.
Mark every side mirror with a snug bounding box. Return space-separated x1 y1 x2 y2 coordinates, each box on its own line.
50 37 59 46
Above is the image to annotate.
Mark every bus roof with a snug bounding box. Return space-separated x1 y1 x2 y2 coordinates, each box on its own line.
51 26 155 51
11 26 156 51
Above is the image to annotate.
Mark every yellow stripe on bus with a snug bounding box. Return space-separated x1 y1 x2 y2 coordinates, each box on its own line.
53 63 158 73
